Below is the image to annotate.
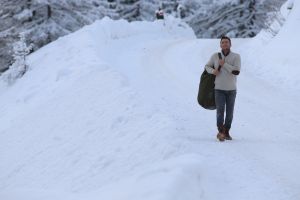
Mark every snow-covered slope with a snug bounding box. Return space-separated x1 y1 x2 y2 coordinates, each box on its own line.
0 2 299 200
247 0 299 91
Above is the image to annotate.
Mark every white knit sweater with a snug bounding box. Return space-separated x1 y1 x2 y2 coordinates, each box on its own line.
205 51 241 91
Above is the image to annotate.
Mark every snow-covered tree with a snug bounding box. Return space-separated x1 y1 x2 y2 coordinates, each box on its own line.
2 33 33 84
13 33 33 72
117 0 140 21
98 0 119 19
188 0 285 38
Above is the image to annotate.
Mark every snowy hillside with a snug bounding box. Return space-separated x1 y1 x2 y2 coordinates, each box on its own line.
0 1 299 200
0 0 286 71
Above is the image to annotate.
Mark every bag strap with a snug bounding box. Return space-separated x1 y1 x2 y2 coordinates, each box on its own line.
218 52 222 59
218 52 240 75
217 52 222 71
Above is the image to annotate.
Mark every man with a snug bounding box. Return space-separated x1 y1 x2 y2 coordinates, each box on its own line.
205 36 241 141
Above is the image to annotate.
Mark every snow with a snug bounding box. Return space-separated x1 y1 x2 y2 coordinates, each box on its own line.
0 2 300 200
14 9 33 21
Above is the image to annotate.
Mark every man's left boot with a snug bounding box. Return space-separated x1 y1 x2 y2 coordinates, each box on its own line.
224 128 232 140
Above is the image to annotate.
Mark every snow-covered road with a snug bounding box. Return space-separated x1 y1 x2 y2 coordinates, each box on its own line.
0 2 300 199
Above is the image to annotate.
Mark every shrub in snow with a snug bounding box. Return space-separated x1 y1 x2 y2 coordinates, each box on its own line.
2 33 33 84
287 0 294 10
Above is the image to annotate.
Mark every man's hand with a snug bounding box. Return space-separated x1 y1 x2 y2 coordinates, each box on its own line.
212 69 219 76
219 59 225 66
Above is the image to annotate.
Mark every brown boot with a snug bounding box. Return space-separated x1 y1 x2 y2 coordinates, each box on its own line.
216 126 226 142
224 129 232 140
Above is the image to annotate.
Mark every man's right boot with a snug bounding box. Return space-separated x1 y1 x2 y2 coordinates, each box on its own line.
216 126 226 142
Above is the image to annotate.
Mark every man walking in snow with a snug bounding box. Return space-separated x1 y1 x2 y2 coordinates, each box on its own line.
205 36 241 141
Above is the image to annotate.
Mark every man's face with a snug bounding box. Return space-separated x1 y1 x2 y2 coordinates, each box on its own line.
220 39 231 51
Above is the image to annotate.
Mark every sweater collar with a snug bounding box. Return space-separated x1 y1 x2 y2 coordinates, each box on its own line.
222 50 230 57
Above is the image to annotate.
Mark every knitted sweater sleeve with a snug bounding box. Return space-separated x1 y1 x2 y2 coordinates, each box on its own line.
223 54 241 74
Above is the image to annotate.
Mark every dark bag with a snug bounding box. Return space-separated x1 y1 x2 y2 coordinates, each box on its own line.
197 53 222 110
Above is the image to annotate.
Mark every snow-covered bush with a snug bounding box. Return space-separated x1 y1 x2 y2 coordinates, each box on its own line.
1 33 33 84
287 0 294 10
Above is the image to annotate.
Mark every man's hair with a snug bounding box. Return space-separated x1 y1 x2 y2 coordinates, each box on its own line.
220 36 231 44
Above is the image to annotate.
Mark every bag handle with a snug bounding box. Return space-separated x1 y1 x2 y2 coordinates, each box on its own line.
218 52 240 75
217 53 222 71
